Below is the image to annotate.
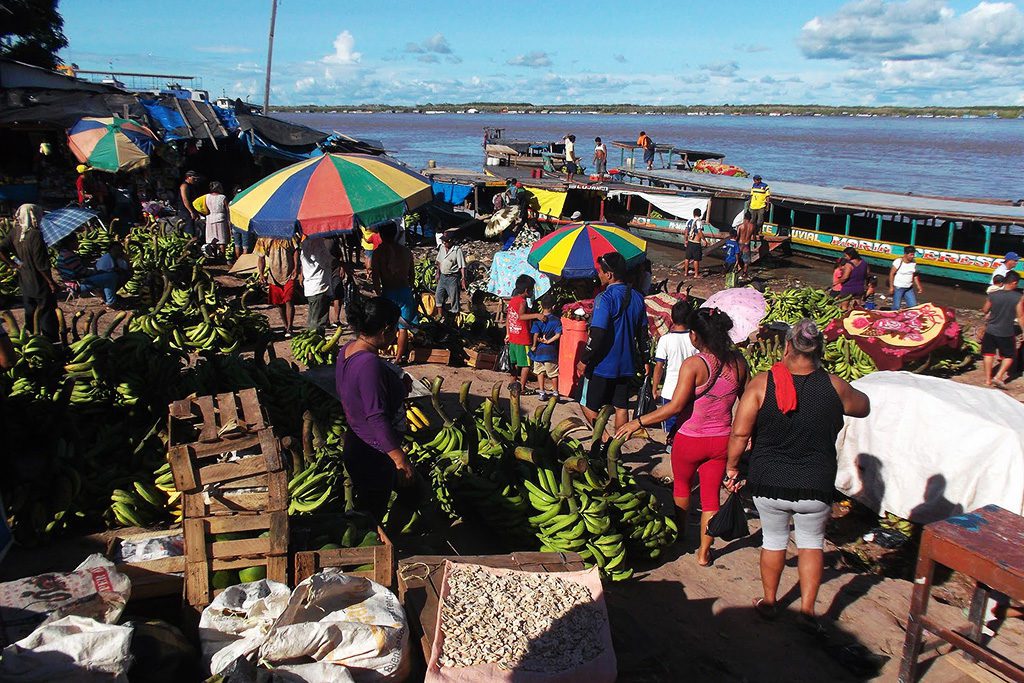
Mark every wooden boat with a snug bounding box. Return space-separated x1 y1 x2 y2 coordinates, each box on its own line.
622 169 1024 286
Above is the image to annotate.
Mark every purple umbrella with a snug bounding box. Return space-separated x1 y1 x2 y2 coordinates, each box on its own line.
700 287 766 344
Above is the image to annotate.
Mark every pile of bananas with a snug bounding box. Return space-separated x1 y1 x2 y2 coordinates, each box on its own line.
109 478 175 528
407 378 676 580
763 287 848 328
122 226 198 300
0 218 16 297
413 256 437 292
290 327 344 367
741 335 784 374
406 403 432 433
824 336 879 381
76 224 115 261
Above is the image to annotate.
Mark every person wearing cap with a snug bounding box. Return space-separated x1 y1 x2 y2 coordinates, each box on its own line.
991 252 1019 285
177 171 202 237
888 246 923 310
75 164 92 205
434 231 466 321
749 175 771 236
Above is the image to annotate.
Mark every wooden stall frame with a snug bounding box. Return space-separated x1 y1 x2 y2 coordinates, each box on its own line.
293 525 394 588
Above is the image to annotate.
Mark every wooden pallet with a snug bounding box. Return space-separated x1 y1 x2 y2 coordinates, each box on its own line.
293 525 395 588
397 552 586 661
183 511 289 609
106 528 185 601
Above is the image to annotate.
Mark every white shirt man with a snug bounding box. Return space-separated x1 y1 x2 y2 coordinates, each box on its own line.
991 252 1019 285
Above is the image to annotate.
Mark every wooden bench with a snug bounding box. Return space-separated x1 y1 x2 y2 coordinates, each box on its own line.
899 505 1024 682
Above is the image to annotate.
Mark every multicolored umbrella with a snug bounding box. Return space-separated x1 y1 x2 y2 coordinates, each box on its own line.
67 117 158 172
700 287 766 344
528 222 647 278
230 153 433 238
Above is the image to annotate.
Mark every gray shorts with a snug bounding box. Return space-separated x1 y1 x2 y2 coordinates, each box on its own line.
753 497 831 551
435 273 460 313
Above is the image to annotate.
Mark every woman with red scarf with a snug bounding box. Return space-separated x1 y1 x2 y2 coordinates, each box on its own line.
726 319 870 634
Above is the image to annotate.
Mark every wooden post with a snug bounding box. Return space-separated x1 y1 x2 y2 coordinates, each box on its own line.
814 214 821 231
263 0 278 114
876 215 883 241
946 221 955 250
910 219 917 247
844 214 851 236
983 224 992 255
599 197 605 221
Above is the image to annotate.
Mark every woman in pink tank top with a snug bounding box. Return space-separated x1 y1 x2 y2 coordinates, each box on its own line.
617 308 748 566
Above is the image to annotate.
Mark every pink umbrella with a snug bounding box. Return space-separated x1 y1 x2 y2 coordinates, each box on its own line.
700 287 766 344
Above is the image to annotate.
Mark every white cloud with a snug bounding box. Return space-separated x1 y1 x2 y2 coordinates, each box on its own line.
700 61 740 76
323 30 362 65
799 0 1024 103
405 33 453 55
613 54 627 63
417 54 440 63
737 43 770 54
507 51 552 68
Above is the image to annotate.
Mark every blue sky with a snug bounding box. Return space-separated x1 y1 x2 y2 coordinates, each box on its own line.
59 0 1024 106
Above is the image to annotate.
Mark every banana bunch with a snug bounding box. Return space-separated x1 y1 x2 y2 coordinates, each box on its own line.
288 454 339 515
309 516 381 553
763 287 848 328
823 336 877 381
0 219 16 296
176 307 244 354
290 327 344 367
3 450 87 544
109 479 171 528
153 462 183 523
77 224 114 261
413 256 437 292
741 335 784 374
879 512 915 538
406 403 431 433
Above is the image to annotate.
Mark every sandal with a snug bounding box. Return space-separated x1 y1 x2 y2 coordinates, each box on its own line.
753 598 777 620
797 613 827 636
697 549 714 567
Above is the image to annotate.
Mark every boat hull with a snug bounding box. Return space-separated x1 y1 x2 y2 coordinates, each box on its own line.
627 217 687 247
763 223 1006 285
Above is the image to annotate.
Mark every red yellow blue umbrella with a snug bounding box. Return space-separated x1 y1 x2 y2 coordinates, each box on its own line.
528 222 647 278
230 153 433 238
67 117 158 172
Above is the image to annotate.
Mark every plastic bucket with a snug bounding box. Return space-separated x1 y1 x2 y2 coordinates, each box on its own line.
558 316 588 397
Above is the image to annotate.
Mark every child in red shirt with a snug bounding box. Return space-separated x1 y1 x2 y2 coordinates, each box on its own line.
506 275 541 393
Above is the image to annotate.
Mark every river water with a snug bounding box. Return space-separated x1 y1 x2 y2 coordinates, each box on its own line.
279 112 1024 200
280 112 1021 309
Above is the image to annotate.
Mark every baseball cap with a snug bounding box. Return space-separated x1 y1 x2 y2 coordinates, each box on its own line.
753 174 762 181
184 170 199 179
1005 251 1019 261
76 164 89 173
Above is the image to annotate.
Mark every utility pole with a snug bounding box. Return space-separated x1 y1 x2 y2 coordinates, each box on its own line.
263 0 278 113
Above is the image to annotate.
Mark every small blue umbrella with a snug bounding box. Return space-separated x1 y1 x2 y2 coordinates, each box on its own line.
40 207 100 246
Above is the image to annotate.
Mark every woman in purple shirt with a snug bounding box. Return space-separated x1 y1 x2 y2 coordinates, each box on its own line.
335 296 415 519
837 247 870 301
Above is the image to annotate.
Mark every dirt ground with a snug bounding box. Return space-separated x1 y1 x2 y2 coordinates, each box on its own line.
2 254 1022 682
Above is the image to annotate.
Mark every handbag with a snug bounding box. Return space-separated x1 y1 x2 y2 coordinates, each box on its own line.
705 492 749 541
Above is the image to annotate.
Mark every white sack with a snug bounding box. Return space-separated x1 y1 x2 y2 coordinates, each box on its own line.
199 579 292 676
259 570 409 683
0 615 133 682
835 372 1024 522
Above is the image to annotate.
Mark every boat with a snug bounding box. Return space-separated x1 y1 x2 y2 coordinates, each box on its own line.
483 127 564 169
621 169 1024 285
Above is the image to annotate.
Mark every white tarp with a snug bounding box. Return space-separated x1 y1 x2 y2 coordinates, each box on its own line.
835 372 1024 522
609 191 709 221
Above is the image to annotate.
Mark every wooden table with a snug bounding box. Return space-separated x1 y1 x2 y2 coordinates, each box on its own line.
397 551 586 661
899 505 1024 682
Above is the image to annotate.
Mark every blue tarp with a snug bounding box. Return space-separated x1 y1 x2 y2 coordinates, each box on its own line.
431 181 474 206
212 105 238 131
139 99 189 141
240 130 325 162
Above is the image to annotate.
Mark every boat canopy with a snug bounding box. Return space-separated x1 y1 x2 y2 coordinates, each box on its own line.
628 169 1024 225
608 189 709 221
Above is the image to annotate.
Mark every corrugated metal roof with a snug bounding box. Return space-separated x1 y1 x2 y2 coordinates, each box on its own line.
629 169 1024 224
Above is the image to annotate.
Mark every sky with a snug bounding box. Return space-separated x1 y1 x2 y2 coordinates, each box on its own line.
58 0 1024 107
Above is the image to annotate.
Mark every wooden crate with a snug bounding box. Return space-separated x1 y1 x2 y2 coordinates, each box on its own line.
408 346 451 365
293 525 394 588
168 388 266 448
464 348 498 370
183 511 289 608
168 426 284 495
181 469 288 518
106 528 185 601
398 552 586 662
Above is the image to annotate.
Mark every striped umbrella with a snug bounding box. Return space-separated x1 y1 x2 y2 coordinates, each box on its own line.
230 153 433 238
67 117 158 172
528 222 647 278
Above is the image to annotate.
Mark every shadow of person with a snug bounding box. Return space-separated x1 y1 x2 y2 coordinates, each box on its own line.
908 474 963 525
515 580 888 682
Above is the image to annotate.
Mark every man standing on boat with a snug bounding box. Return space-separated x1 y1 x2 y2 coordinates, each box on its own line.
888 246 923 310
637 131 655 170
749 175 771 237
737 211 755 279
564 135 579 182
683 208 705 279
593 137 608 177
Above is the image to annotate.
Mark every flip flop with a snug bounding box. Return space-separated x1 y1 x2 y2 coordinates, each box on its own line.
753 598 777 620
697 549 714 567
797 613 827 636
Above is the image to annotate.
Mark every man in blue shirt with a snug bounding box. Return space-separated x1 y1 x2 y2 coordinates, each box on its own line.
578 252 649 435
722 229 739 288
530 295 562 401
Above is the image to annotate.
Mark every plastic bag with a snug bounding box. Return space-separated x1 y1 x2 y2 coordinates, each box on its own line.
632 373 654 420
705 493 749 541
495 344 511 374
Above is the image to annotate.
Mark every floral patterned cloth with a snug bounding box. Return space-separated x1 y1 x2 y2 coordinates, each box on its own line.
824 303 960 370
486 247 551 298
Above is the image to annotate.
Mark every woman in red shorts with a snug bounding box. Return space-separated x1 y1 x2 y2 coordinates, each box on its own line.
617 307 748 566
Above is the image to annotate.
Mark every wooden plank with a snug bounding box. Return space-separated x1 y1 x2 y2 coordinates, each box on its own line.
188 433 262 459
238 388 265 429
216 392 239 428
168 445 197 491
195 395 218 442
258 429 283 472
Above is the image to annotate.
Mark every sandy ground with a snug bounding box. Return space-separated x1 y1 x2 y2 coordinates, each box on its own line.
2 255 1022 681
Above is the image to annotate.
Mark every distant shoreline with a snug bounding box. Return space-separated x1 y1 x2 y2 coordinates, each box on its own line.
273 103 1024 119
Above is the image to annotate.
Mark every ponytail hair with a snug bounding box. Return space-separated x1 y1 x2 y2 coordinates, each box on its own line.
346 295 400 337
688 307 734 362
